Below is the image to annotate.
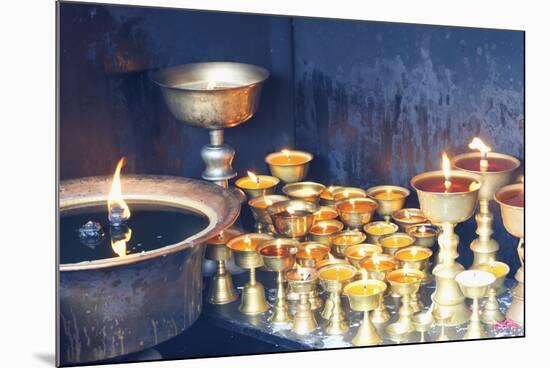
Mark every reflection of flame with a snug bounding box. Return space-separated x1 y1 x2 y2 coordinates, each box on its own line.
111 228 132 258
469 137 491 170
247 170 260 185
442 152 452 191
206 81 217 90
108 157 131 224
281 149 292 161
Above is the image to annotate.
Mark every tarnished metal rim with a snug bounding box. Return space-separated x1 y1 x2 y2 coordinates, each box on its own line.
59 175 240 271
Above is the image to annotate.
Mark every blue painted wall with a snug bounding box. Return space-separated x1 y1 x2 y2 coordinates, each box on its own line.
59 3 524 273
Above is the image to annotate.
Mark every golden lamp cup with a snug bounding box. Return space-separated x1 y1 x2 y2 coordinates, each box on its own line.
205 228 242 305
411 169 481 326
406 223 439 248
344 243 383 269
308 219 344 246
452 151 520 267
235 173 280 200
267 199 319 239
395 246 433 311
455 270 496 339
363 221 399 245
495 182 524 325
282 181 326 204
258 239 299 324
313 206 339 222
249 194 289 234
379 232 416 257
343 279 387 346
332 187 367 201
265 149 313 183
319 263 357 335
335 197 378 230
330 230 366 258
320 185 344 207
360 253 396 324
386 268 424 334
287 267 319 335
296 242 331 268
391 208 428 231
227 233 273 315
473 261 510 324
366 185 410 222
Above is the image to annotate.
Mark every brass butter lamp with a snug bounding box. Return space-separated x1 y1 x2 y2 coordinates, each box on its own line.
452 138 520 267
366 185 410 222
411 152 481 326
267 199 319 240
494 182 524 325
343 278 387 346
258 238 299 324
227 233 273 315
474 260 510 324
287 267 319 335
248 194 289 234
386 268 424 334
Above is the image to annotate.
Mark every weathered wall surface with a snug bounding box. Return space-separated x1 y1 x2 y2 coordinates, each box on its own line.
293 19 524 269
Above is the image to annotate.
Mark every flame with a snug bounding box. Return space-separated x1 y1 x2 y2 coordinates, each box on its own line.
276 238 283 246
442 152 452 191
361 269 368 290
320 222 328 232
111 228 132 258
350 198 356 208
403 210 411 220
287 206 296 215
410 247 418 258
264 196 273 207
305 246 311 256
372 253 380 265
343 190 350 198
108 157 131 223
247 171 260 185
488 258 495 270
358 248 366 257
244 235 252 249
281 149 292 161
206 81 217 90
468 137 491 158
519 175 524 184
419 225 427 233
296 264 310 280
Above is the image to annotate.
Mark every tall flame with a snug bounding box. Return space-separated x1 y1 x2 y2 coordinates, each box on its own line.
442 152 452 191
247 170 260 185
469 137 491 170
108 157 131 224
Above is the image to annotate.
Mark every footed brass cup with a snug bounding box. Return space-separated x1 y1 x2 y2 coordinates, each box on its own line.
267 199 319 239
249 194 289 234
366 185 410 222
282 181 326 204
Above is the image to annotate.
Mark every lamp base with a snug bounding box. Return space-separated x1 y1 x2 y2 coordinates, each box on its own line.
208 270 238 305
239 281 269 315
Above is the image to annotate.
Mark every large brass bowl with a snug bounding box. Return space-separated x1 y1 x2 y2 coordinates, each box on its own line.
152 62 269 129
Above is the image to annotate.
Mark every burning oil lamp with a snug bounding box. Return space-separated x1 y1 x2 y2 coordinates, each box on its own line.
395 246 433 311
258 239 299 324
406 223 439 248
235 171 280 200
308 219 344 246
360 253 396 324
314 206 339 222
386 268 424 334
452 138 520 267
267 199 319 240
343 275 387 346
379 232 416 257
320 185 344 207
152 62 269 190
391 208 428 231
296 242 330 268
411 152 481 326
282 181 326 203
205 228 243 305
249 194 289 234
315 254 349 319
332 187 367 201
366 185 410 222
108 158 131 228
319 263 357 334
494 183 524 325
344 243 383 269
474 260 510 324
227 233 274 315
335 197 378 230
330 230 366 258
363 221 399 245
265 149 313 183
287 266 319 334
455 270 496 339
